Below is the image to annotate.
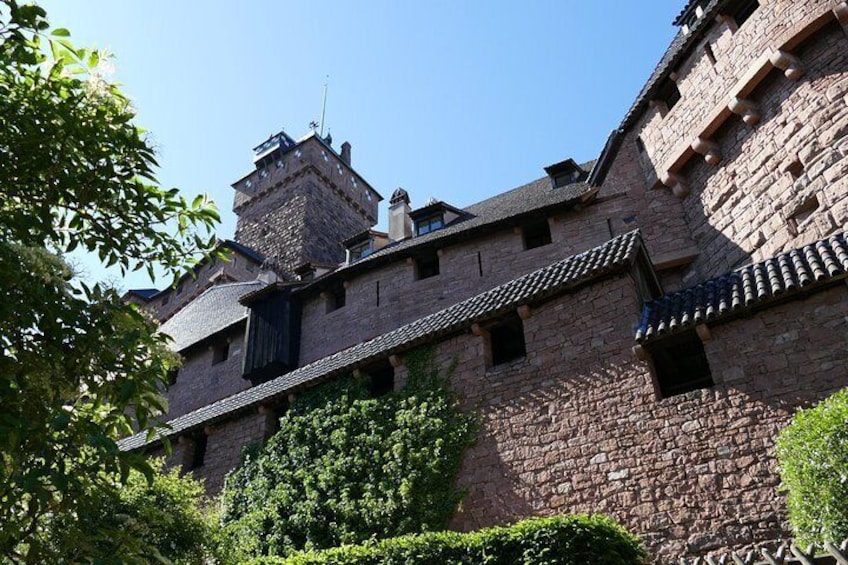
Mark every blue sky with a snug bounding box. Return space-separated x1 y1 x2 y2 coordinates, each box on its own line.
38 1 683 290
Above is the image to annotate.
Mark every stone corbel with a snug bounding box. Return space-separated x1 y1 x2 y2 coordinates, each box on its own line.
770 49 805 81
660 171 690 199
696 324 712 343
471 323 487 337
691 137 722 166
728 97 761 126
517 305 532 320
388 354 403 368
632 345 650 361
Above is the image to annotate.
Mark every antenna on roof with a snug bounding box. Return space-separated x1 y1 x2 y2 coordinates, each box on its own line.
319 75 329 137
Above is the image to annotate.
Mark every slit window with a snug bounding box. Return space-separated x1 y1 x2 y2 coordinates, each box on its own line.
414 252 440 280
522 220 552 250
487 314 527 367
647 331 713 398
212 342 230 365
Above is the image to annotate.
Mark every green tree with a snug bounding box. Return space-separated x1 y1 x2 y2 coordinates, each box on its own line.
0 1 221 561
776 387 848 546
43 459 218 564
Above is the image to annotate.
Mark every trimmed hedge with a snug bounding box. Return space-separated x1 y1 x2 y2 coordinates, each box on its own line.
776 387 848 545
243 515 647 565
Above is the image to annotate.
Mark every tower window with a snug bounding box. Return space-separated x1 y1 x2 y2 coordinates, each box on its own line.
647 331 713 398
521 220 552 250
414 252 440 280
487 315 527 367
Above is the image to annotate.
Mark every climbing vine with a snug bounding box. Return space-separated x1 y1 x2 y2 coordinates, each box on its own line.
219 347 476 560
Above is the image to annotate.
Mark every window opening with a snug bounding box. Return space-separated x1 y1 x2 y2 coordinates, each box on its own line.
729 0 759 28
212 342 230 365
656 80 681 114
326 284 346 312
414 252 440 280
190 433 207 470
477 251 483 277
366 360 395 398
647 331 713 398
522 220 552 250
487 315 527 367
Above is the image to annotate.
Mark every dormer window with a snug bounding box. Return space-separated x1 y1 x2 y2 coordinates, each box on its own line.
409 201 464 237
415 214 444 236
344 230 388 264
544 159 585 188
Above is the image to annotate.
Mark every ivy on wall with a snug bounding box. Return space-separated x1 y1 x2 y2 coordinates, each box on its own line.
219 347 477 560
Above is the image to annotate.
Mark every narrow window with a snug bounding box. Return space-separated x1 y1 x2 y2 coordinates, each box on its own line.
635 137 646 154
326 284 346 312
176 284 183 296
212 342 230 365
487 315 527 367
162 295 169 306
477 251 483 277
190 433 207 470
375 280 380 306
414 251 440 280
521 220 552 250
647 331 713 398
704 43 717 66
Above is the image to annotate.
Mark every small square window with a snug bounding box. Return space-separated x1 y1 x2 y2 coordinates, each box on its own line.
656 80 681 113
414 252 440 280
167 368 179 386
212 342 230 365
326 284 346 312
365 360 395 398
647 331 713 398
486 315 527 367
522 220 552 250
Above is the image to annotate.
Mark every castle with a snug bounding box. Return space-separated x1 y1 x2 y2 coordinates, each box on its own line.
120 0 848 560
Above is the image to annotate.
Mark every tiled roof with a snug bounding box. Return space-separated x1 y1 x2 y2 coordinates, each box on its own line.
158 281 266 352
636 233 848 342
126 288 159 300
620 0 722 131
119 230 644 451
223 239 265 264
307 175 596 287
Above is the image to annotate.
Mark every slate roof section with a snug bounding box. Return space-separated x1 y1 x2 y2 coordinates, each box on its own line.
119 230 644 451
635 233 848 342
307 175 597 288
126 288 159 300
224 239 265 264
158 281 266 352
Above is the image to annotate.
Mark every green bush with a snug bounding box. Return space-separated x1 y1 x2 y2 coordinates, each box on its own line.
776 387 848 545
243 515 647 565
219 348 477 560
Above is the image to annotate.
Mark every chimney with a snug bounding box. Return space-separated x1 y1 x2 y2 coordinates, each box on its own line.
388 188 413 241
340 141 351 166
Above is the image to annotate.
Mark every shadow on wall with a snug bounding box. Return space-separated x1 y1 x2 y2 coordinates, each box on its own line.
673 21 848 286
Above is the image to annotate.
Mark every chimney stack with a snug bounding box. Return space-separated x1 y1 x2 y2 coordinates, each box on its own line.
340 141 352 166
388 188 412 241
